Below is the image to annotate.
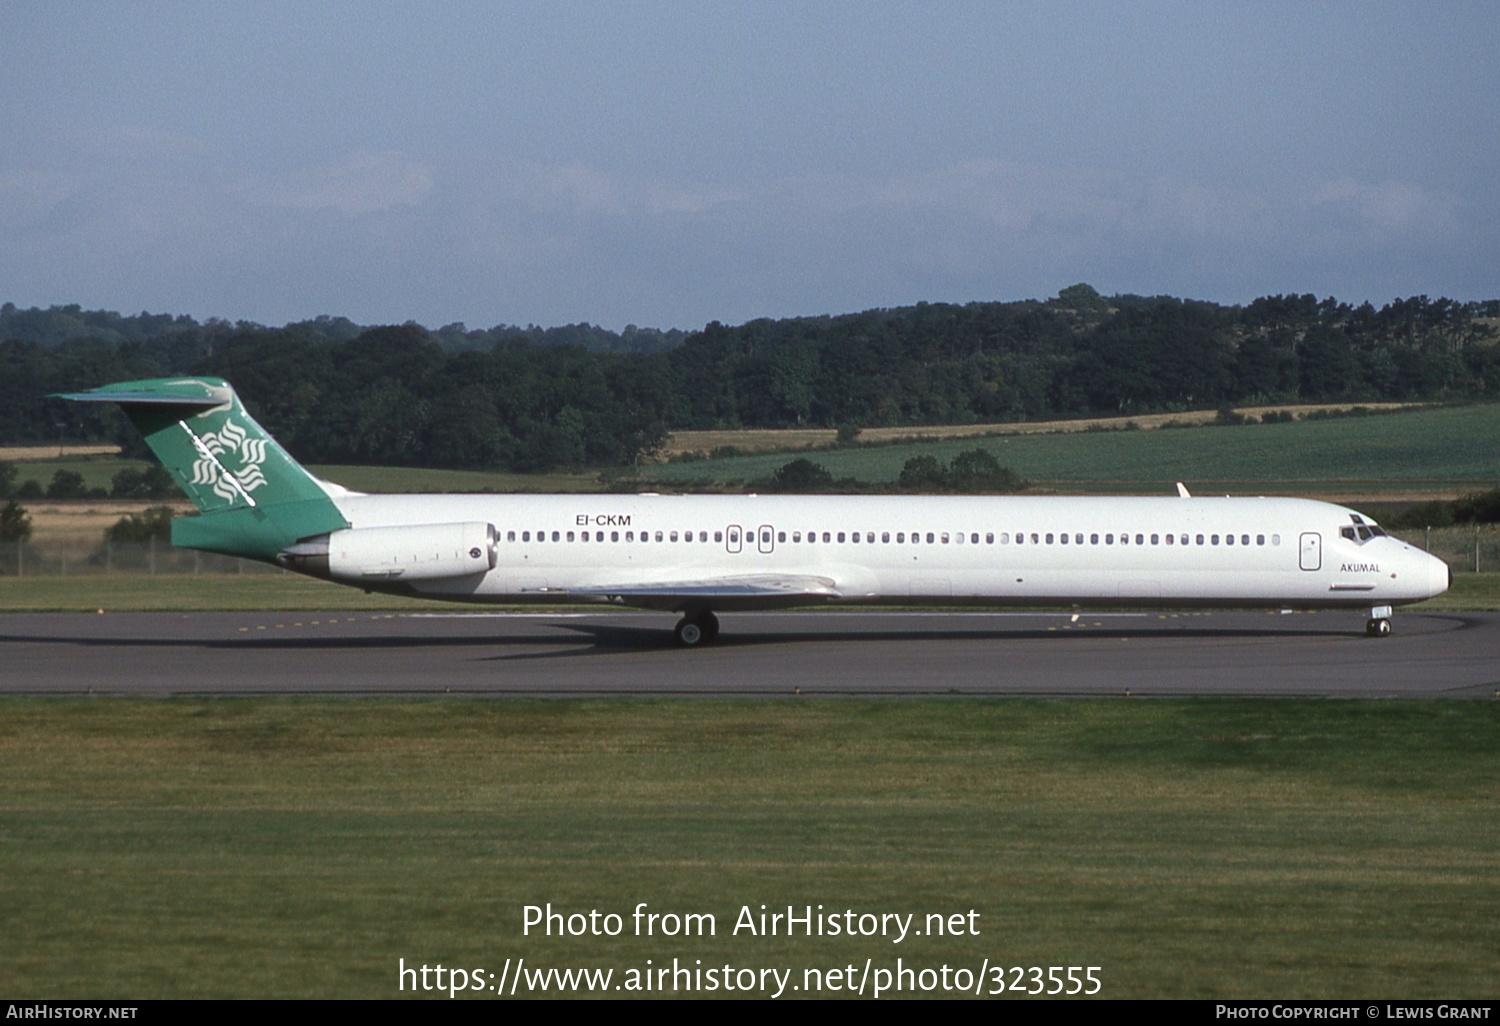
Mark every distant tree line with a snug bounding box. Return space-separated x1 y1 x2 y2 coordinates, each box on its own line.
1385 487 1500 529
0 462 176 501
3 286 1498 472
756 450 1027 495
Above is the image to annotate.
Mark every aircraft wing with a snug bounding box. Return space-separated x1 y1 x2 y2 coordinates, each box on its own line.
569 573 842 611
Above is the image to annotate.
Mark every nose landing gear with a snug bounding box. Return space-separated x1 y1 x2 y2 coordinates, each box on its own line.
674 610 721 647
1365 604 1393 638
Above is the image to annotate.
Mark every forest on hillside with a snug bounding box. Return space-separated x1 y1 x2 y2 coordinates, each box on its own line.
2 286 1498 472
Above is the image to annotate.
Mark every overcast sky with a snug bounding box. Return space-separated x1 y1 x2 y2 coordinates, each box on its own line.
3 1 1497 331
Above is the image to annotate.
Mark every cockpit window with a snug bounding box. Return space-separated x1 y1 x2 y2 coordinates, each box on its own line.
1342 523 1385 544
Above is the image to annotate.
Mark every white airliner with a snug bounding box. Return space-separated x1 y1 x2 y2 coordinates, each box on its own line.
64 377 1451 645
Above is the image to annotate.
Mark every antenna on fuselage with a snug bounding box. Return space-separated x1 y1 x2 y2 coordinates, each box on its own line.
1176 482 1191 498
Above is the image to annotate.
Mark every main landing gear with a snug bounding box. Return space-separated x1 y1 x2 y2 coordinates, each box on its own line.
1365 605 1393 638
674 610 720 647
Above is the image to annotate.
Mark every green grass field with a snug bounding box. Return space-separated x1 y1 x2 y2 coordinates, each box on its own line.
0 698 1494 999
640 404 1500 490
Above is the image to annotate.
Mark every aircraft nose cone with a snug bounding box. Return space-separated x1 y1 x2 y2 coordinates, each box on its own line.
1429 554 1451 598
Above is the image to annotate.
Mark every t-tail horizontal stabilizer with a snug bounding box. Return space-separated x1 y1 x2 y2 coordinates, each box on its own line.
58 378 349 562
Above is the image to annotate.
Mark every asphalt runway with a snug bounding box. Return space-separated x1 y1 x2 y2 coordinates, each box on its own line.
1 608 1496 697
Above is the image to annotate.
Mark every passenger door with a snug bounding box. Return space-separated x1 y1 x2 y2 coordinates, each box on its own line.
1299 532 1322 571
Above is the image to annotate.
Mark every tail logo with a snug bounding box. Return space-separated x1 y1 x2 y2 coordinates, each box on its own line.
189 418 270 502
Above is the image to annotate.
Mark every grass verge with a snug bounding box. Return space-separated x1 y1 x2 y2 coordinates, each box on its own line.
0 574 465 612
0 698 1494 999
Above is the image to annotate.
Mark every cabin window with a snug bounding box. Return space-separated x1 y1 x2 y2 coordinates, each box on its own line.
1226 534 1234 545
838 532 846 543
1046 533 1054 544
608 531 616 542
995 533 1005 544
1030 533 1039 544
1272 534 1281 545
896 532 905 543
1180 534 1189 545
1165 534 1174 545
1120 533 1129 546
522 531 531 542
956 532 965 545
927 533 936 544
987 533 995 544
714 531 722 543
1257 534 1265 546
1150 534 1159 545
1241 534 1251 546
655 531 663 542
1196 534 1204 545
851 532 860 544
778 531 786 543
882 532 890 543
820 532 829 543
792 532 802 543
1211 534 1220 545
1059 533 1068 545
1105 534 1113 545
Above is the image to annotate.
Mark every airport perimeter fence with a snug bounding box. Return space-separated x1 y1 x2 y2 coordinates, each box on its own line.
1 527 1498 577
0 540 284 577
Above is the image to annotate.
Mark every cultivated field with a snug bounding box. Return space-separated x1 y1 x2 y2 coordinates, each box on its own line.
661 403 1417 457
0 444 123 463
643 403 1500 496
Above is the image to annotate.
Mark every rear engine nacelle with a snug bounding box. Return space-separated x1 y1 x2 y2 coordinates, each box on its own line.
278 522 498 581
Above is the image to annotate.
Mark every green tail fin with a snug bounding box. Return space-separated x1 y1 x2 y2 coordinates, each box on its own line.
59 377 349 561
